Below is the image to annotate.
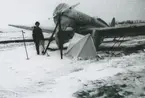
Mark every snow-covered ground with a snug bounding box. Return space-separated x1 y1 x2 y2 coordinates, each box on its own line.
0 30 145 98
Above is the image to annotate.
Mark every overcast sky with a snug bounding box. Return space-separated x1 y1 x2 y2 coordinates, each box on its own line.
0 0 145 29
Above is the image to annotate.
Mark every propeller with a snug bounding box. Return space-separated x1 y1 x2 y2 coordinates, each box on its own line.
43 3 80 59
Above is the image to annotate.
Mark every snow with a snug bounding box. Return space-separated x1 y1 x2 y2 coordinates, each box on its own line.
0 31 145 98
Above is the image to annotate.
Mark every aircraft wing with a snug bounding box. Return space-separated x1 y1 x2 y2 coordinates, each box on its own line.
81 23 145 37
8 24 54 33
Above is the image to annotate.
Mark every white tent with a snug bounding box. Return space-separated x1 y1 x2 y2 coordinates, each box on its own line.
65 34 97 60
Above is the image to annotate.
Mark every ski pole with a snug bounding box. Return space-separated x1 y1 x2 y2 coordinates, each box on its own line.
22 30 29 60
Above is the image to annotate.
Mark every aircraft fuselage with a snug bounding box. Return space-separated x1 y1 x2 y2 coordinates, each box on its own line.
53 3 108 32
53 3 109 48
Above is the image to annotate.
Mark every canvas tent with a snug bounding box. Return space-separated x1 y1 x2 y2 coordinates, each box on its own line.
65 34 97 60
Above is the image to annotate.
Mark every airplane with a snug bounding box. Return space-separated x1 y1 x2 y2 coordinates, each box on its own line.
9 3 145 59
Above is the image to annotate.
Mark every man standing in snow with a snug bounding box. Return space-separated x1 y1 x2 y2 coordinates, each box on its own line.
32 21 45 55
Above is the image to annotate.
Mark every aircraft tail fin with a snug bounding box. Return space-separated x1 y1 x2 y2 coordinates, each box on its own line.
110 17 115 27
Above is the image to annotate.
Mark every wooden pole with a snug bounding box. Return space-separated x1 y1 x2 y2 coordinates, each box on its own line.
58 14 63 59
22 30 29 60
43 21 59 55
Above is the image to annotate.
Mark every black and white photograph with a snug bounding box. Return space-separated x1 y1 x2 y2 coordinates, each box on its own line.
0 0 145 98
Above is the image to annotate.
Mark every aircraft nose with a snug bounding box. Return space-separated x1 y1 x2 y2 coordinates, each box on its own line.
53 3 69 17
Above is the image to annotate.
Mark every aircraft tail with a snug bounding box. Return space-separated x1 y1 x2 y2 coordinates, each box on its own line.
110 17 115 27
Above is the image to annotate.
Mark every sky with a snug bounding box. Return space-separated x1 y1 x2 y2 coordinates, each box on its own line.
0 0 145 29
